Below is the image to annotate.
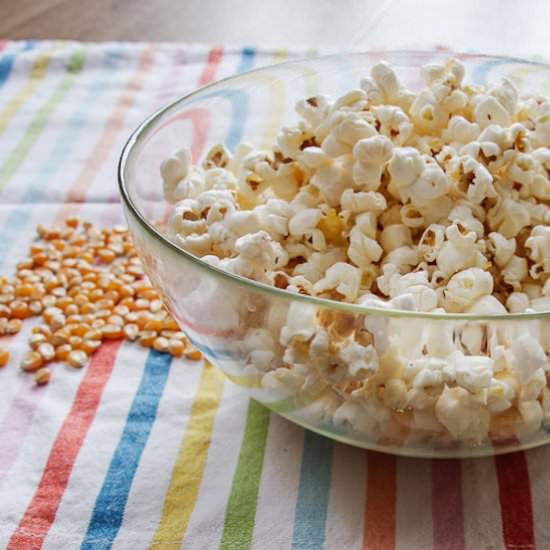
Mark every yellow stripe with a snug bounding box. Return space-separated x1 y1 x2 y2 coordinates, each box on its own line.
224 371 262 389
260 50 288 150
0 43 63 135
150 361 224 548
273 48 289 62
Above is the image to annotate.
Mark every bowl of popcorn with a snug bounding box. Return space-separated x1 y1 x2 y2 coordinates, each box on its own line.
119 51 550 457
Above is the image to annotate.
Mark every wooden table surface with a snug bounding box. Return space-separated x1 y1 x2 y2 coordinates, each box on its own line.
1 0 549 58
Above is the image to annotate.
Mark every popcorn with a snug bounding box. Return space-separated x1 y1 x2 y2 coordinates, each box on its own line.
435 386 490 442
529 99 550 147
511 334 548 383
370 62 402 104
288 208 326 251
162 58 550 448
454 355 493 391
161 148 205 203
295 95 333 131
352 135 393 189
312 262 361 302
410 90 449 135
436 224 486 278
442 116 481 145
310 155 355 207
487 232 516 267
379 224 412 253
472 95 512 128
340 189 387 213
444 268 493 311
220 231 286 281
525 225 550 277
488 197 531 238
387 147 424 197
501 255 528 291
447 155 496 204
371 105 413 145
322 111 377 157
203 144 232 170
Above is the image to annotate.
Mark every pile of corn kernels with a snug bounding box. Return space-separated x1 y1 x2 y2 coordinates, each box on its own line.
0 218 200 386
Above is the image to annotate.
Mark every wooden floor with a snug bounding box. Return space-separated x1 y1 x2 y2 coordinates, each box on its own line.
0 0 549 58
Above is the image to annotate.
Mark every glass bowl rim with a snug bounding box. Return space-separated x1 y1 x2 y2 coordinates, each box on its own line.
118 49 550 322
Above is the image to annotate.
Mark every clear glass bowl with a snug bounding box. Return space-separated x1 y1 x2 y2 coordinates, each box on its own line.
119 51 550 458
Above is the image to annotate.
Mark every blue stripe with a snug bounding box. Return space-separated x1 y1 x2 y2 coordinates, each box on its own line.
188 88 248 152
0 49 121 257
291 431 334 550
81 351 172 549
0 41 36 88
186 335 235 360
472 57 528 86
177 46 254 152
237 46 256 73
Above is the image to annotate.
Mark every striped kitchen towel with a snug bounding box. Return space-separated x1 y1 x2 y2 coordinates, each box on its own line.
0 40 547 550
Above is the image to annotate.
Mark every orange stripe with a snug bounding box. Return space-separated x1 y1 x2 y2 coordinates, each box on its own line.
363 452 396 550
53 46 155 224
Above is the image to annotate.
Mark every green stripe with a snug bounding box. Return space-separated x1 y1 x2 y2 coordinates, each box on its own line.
267 388 328 414
0 47 86 192
219 400 270 550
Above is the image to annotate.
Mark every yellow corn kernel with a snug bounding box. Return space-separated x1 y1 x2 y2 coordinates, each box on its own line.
51 330 70 347
153 336 169 353
162 317 180 331
6 319 23 334
69 336 83 349
136 312 152 330
184 349 202 361
21 351 43 372
81 339 102 354
32 324 52 336
71 323 90 337
0 347 9 367
107 314 124 327
34 367 50 386
9 300 30 319
137 331 156 347
102 324 123 340
67 350 88 369
15 284 34 298
55 344 72 361
98 249 116 263
167 339 184 357
144 318 162 333
123 323 138 341
29 300 43 315
114 305 129 317
317 208 344 244
64 304 80 316
84 329 102 341
37 342 56 362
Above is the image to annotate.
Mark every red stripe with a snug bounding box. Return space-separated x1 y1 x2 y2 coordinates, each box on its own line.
0 41 7 53
148 108 210 164
363 451 396 550
432 459 466 550
495 452 535 550
7 341 122 550
198 47 223 86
